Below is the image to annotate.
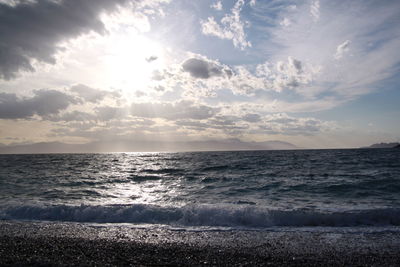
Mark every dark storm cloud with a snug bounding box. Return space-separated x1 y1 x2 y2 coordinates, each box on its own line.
0 0 129 80
0 89 77 119
182 58 232 79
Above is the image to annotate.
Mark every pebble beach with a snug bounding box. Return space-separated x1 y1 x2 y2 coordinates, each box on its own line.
1 221 400 266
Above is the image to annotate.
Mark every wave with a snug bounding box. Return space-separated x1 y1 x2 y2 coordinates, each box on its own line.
1 204 400 228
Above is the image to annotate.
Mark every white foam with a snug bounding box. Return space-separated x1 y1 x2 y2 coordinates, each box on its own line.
1 203 399 228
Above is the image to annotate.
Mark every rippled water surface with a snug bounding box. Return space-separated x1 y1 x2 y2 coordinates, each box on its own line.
1 149 399 227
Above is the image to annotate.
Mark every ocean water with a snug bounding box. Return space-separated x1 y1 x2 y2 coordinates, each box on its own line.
0 149 399 229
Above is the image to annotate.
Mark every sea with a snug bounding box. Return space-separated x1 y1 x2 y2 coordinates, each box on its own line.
1 149 400 230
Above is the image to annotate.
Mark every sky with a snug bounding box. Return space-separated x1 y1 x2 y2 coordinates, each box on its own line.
0 0 399 151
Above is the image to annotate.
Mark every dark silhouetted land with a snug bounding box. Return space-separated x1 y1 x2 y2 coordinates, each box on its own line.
361 142 400 149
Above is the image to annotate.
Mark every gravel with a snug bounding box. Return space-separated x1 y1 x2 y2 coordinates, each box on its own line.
1 221 400 266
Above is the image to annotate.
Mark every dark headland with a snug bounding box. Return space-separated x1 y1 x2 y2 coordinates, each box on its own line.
1 221 400 266
361 142 400 149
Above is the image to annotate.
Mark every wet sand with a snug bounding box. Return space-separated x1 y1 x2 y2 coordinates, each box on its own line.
1 221 400 266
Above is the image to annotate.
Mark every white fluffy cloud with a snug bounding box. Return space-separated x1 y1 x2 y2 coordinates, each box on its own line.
201 0 251 50
150 54 322 100
265 57 320 92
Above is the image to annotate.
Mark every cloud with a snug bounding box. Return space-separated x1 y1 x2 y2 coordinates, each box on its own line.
201 0 251 50
130 101 219 120
253 0 400 105
0 89 77 119
179 58 263 97
1 86 335 142
95 106 128 121
0 84 124 121
47 106 129 123
150 55 246 98
56 108 335 142
242 113 261 122
201 17 229 40
334 40 350 59
146 56 158 62
310 0 320 22
176 117 247 136
47 110 97 122
269 57 318 92
260 113 333 136
210 1 222 11
154 53 320 99
228 65 266 95
135 90 146 97
172 110 333 137
225 57 318 95
70 84 120 103
280 17 291 27
182 58 231 79
0 0 132 80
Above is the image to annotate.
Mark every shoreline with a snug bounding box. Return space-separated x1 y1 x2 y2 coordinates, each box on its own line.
1 221 400 266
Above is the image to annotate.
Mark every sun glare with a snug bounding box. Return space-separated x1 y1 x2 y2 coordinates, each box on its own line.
103 32 166 96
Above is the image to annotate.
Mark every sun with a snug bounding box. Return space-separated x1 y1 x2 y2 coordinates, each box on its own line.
103 31 166 96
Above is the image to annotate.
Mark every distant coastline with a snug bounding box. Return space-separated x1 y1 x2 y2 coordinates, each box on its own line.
2 140 400 154
0 139 298 154
361 142 400 149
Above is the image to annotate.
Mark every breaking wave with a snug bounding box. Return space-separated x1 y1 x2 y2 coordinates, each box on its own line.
1 204 400 228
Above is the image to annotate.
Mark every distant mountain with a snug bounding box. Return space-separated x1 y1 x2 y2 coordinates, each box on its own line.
361 142 400 149
249 140 298 150
0 139 298 154
0 142 89 154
